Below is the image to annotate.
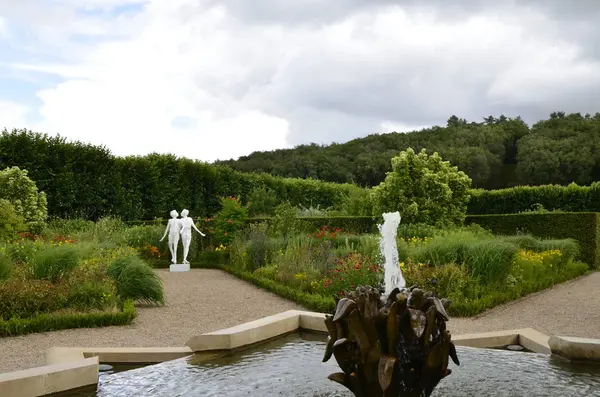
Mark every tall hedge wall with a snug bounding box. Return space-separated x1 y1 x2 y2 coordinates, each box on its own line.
468 183 600 214
0 129 361 220
465 212 600 268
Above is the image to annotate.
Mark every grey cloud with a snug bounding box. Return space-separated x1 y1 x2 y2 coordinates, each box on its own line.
284 107 382 146
208 0 600 25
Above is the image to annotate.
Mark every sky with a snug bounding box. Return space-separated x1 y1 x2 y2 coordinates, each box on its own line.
0 0 599 162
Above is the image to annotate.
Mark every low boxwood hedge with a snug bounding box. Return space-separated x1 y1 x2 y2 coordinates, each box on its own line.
0 299 137 337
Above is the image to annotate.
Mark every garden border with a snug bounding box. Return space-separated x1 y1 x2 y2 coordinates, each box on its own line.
0 300 137 337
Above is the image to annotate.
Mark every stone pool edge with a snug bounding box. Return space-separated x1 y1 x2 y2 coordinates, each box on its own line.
2 310 599 397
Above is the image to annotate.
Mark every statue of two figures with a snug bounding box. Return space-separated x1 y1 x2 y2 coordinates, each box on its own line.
160 209 206 265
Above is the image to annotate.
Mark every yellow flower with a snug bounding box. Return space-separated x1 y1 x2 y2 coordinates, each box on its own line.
294 273 307 280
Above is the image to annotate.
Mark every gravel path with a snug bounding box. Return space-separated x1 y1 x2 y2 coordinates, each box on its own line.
0 269 302 374
1 270 598 374
448 271 600 338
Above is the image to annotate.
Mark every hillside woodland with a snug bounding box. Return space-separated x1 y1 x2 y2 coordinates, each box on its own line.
217 112 600 189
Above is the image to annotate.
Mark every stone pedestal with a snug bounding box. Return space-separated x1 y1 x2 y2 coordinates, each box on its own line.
169 263 190 272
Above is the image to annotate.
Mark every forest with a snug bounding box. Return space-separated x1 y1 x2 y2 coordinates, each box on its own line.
216 112 600 189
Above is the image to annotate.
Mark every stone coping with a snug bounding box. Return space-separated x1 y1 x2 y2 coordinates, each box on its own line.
3 309 599 396
549 335 600 362
0 357 98 397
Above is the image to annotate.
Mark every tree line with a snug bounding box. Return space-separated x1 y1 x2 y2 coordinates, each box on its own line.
216 112 600 189
0 129 360 220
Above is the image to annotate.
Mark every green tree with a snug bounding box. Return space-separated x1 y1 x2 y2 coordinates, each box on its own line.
0 166 47 231
0 199 25 240
372 148 472 226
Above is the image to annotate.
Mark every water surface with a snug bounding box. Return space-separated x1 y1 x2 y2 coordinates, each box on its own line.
64 331 600 397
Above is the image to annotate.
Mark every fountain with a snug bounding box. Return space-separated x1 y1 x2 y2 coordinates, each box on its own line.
323 212 459 397
378 212 406 295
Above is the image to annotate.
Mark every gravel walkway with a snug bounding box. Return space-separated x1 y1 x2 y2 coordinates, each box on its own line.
0 269 302 374
448 271 600 338
1 270 598 374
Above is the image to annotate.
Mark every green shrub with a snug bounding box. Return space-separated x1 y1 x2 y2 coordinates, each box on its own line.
462 240 518 284
246 186 279 216
254 264 278 279
44 218 95 238
5 239 38 264
468 182 600 215
108 255 164 305
466 212 599 268
31 245 80 283
0 251 11 280
273 234 336 278
403 262 473 302
0 166 48 229
410 231 482 268
320 253 382 297
372 148 472 226
0 299 136 337
244 222 271 271
271 202 300 238
213 197 248 245
0 199 25 240
0 278 69 319
66 280 116 311
92 217 128 242
107 256 131 279
396 223 436 240
338 188 374 216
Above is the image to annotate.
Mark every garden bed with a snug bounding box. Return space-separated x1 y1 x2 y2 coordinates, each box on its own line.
0 219 164 337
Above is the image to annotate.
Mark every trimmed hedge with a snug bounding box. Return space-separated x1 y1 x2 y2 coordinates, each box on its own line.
466 212 600 268
0 129 362 220
468 183 600 214
248 216 379 234
0 299 136 337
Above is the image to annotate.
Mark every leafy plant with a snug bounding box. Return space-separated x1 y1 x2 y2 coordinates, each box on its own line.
0 199 25 241
0 278 69 320
246 186 278 216
372 148 472 226
0 166 48 230
213 196 248 245
320 253 381 297
462 240 518 284
108 255 164 305
271 202 300 238
244 222 271 271
31 245 80 283
0 251 12 281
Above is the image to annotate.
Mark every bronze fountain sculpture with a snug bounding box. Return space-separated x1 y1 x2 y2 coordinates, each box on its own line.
323 285 460 397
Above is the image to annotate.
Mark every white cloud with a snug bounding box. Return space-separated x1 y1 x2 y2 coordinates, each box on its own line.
0 100 29 129
0 16 6 39
1 0 599 161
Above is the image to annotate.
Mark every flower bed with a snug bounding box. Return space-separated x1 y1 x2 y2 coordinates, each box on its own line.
220 224 589 316
0 220 165 336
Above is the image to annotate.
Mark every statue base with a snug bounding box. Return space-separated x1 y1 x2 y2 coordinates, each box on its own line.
169 263 190 272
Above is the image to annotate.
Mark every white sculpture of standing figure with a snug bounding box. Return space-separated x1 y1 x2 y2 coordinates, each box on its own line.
180 208 206 265
160 210 183 264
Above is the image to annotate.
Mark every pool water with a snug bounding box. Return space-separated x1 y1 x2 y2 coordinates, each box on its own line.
63 331 600 397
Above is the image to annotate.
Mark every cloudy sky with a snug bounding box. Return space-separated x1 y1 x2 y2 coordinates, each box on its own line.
0 0 599 161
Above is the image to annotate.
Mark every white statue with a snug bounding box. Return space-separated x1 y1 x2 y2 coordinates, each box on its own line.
179 208 206 265
160 210 183 264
